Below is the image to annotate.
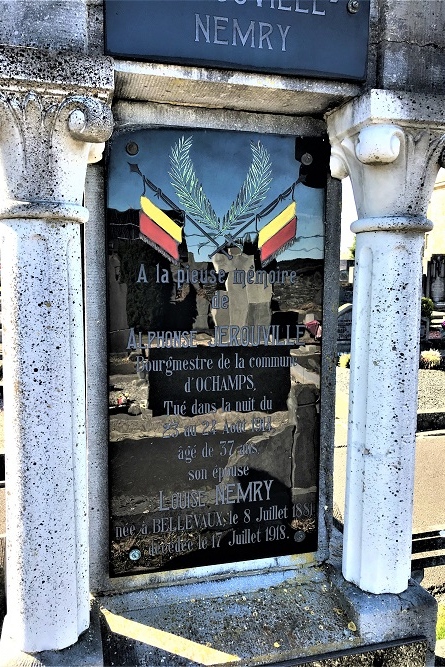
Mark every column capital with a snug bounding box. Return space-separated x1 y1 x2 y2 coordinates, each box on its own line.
326 89 445 222
0 46 114 223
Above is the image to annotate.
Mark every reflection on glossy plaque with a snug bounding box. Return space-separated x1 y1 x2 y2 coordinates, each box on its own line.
107 128 327 576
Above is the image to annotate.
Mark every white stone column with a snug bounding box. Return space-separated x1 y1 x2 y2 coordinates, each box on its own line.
0 48 113 653
327 90 445 594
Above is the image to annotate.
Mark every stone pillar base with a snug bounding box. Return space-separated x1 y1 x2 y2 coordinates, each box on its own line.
0 600 103 667
328 531 438 667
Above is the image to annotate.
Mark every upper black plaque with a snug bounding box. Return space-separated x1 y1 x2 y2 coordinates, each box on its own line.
104 0 370 81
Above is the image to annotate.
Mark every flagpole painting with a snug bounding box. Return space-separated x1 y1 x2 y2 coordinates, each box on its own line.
258 201 297 266
139 195 183 263
110 130 324 267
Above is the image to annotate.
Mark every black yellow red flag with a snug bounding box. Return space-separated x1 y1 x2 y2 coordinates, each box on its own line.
139 195 183 263
258 201 297 266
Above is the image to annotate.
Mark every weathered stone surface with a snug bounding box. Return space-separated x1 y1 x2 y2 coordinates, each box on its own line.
328 535 437 667
96 562 434 667
98 573 360 667
0 47 113 225
328 92 445 220
113 61 363 117
0 45 114 99
87 0 105 55
295 640 427 666
212 250 272 328
0 91 113 222
377 0 445 93
0 599 104 667
0 44 113 656
0 1 88 52
290 382 320 495
127 403 142 416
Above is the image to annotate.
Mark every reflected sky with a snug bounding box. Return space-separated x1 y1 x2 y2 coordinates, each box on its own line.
107 128 324 262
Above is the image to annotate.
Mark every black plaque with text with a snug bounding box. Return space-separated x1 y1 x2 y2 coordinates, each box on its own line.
104 0 370 81
107 128 325 575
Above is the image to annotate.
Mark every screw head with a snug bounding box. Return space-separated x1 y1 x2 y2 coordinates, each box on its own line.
126 141 139 156
347 0 359 13
294 530 306 543
129 548 142 561
301 152 313 166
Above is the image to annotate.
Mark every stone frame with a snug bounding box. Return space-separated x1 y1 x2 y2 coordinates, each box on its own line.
85 102 341 594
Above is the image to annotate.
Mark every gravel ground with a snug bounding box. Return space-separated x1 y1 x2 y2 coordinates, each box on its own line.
336 368 445 413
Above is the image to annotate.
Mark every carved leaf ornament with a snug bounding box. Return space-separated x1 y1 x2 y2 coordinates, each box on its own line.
0 90 113 221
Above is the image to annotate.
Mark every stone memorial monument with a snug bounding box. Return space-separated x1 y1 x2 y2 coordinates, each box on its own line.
0 1 443 666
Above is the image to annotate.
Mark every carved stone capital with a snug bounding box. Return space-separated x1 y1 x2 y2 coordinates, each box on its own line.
0 46 114 222
327 90 445 223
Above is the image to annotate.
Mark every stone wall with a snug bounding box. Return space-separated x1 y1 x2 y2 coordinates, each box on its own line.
376 0 445 93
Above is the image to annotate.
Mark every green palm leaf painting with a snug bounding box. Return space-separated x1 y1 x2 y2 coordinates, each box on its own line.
169 136 220 231
169 136 272 235
221 141 272 232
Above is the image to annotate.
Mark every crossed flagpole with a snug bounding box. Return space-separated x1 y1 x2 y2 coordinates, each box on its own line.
130 162 299 266
130 163 234 261
208 178 300 263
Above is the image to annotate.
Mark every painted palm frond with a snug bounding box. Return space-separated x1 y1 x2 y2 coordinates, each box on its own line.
221 141 272 232
169 136 219 231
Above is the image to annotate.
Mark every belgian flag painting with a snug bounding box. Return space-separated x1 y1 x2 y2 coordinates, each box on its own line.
139 195 183 264
258 201 297 267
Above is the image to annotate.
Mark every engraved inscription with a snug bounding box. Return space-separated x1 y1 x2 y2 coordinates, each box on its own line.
104 0 370 82
107 128 323 575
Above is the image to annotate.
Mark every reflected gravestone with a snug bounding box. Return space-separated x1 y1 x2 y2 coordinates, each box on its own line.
337 303 352 354
420 317 430 342
107 128 326 575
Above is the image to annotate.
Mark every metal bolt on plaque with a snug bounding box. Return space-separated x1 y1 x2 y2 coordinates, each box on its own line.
300 152 313 166
347 0 360 13
126 141 139 156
